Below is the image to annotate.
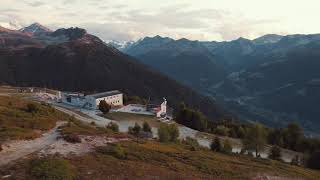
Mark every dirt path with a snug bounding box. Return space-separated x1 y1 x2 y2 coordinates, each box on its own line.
53 104 301 163
0 121 66 167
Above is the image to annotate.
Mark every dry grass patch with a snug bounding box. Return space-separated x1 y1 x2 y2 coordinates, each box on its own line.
0 96 71 141
1 140 320 179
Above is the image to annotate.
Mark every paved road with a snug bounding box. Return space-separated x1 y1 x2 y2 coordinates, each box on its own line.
54 106 111 126
0 122 65 167
51 103 301 163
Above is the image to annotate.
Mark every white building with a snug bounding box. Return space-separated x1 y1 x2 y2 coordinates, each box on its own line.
86 91 123 108
156 98 167 117
62 90 123 109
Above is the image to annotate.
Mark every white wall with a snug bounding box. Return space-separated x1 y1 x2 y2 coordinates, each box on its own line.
95 93 123 108
62 93 123 109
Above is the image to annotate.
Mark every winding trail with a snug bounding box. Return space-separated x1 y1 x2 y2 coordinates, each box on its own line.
0 122 66 166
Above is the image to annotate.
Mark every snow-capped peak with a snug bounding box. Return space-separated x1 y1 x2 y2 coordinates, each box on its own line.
105 40 135 50
20 23 52 34
0 21 22 30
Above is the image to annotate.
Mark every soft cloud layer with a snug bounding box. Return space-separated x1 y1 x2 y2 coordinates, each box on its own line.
1 0 320 42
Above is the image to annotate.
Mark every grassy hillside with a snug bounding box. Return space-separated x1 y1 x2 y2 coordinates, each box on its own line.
0 99 319 179
0 96 71 141
1 140 320 179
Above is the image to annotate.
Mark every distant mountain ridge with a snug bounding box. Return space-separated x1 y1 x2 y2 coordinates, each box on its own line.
253 34 283 45
20 22 52 34
119 33 320 134
0 23 228 120
118 36 227 91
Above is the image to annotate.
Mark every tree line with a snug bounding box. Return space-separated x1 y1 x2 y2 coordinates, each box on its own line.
174 102 320 169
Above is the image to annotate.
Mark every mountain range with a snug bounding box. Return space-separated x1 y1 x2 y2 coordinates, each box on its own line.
2 22 320 134
117 34 320 134
0 23 228 120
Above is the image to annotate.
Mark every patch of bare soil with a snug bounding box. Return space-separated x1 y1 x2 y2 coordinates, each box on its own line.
39 135 129 157
252 173 303 180
0 121 66 166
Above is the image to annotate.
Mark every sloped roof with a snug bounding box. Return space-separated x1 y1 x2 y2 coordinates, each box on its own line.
88 90 122 99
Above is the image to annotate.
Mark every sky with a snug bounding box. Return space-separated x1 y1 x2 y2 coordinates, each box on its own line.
1 0 320 42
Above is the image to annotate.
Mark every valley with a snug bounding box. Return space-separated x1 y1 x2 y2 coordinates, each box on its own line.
119 34 320 135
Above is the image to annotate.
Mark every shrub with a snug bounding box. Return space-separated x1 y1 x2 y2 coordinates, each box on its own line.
63 134 81 143
269 146 282 161
213 125 229 136
183 137 200 151
222 139 233 154
210 137 222 152
158 124 170 143
143 122 152 133
26 103 40 113
29 157 75 180
168 124 179 142
128 123 141 136
96 144 126 159
98 100 111 114
158 123 179 143
133 123 141 133
90 121 96 126
106 122 119 132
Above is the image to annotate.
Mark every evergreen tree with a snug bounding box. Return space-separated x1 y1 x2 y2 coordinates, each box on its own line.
210 137 222 152
128 123 141 136
158 124 170 142
143 122 152 132
283 123 303 150
222 139 233 154
269 146 282 161
168 124 179 142
158 123 179 143
242 123 267 157
174 103 208 131
98 100 111 114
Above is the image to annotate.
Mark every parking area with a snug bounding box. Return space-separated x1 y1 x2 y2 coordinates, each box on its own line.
113 104 155 115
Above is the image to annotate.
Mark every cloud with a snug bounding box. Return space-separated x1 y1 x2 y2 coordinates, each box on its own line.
0 8 20 13
24 0 46 7
2 0 318 42
80 22 146 42
88 6 227 41
213 18 284 40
